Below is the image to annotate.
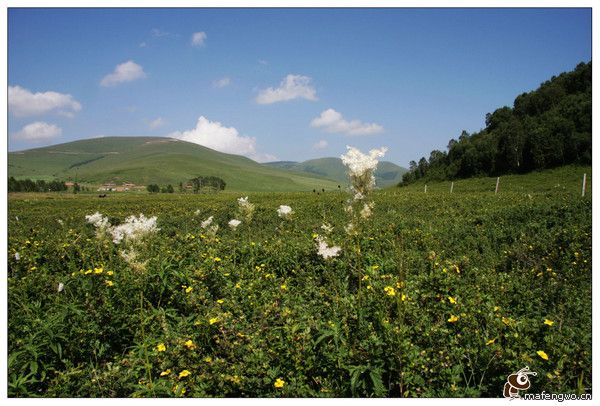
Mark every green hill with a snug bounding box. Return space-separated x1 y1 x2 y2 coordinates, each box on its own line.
7 137 341 192
264 158 407 188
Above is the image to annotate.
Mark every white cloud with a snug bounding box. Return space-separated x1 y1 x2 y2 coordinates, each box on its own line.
256 74 318 104
213 77 231 88
13 122 62 141
313 139 328 150
100 60 146 87
151 28 171 38
9 85 82 117
148 117 165 129
169 116 276 162
258 59 268 65
191 31 207 47
310 108 384 136
139 41 147 48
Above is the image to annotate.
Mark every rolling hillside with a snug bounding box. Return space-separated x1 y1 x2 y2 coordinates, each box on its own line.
264 157 408 188
7 137 341 192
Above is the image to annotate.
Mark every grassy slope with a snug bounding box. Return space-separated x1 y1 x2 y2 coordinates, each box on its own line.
395 165 591 195
8 137 341 192
265 157 408 188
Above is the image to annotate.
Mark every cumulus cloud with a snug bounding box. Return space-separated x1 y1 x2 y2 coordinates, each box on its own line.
100 60 146 87
13 122 62 141
256 74 318 104
213 77 231 88
148 117 165 129
191 31 207 47
169 116 275 162
313 139 328 150
310 108 384 136
9 85 82 117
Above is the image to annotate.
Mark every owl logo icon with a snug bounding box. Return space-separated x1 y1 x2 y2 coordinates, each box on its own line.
503 366 537 399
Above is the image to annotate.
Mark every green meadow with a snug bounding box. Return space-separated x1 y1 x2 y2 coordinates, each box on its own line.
7 166 591 397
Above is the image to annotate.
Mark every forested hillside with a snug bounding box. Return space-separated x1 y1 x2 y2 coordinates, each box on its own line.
402 61 591 184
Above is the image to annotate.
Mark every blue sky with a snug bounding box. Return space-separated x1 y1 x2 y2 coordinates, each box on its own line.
7 8 591 166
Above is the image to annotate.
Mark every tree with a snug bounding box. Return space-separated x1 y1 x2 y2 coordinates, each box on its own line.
147 184 160 193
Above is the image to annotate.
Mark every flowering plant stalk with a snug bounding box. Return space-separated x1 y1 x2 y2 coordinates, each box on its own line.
340 145 387 320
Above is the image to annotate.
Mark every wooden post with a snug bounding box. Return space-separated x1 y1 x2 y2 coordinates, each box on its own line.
495 177 500 195
450 182 454 193
424 185 427 193
582 173 587 197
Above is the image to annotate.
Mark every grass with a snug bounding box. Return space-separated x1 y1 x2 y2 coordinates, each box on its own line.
7 165 591 397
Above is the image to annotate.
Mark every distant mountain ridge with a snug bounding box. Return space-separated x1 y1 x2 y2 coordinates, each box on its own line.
264 157 408 188
7 137 342 192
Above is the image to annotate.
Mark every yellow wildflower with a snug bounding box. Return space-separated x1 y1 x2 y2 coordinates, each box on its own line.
172 384 186 395
217 299 224 304
401 294 407 302
105 280 114 287
537 350 549 360
94 267 103 274
203 356 213 363
213 257 221 262
106 271 114 276
544 319 554 326
486 338 496 346
448 315 459 323
209 317 219 325
274 378 285 388
362 275 369 281
156 343 166 352
280 284 287 290
184 340 196 350
384 286 396 296
448 296 457 304
502 317 511 326
185 286 193 294
160 369 172 376
84 269 92 275
179 370 191 378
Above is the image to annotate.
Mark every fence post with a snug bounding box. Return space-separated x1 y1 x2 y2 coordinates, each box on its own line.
424 185 427 193
495 177 500 195
450 182 454 194
582 173 587 197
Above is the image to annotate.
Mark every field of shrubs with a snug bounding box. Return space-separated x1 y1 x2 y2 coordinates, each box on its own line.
7 165 592 397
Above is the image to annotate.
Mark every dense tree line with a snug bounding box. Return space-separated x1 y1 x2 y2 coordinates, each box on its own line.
147 176 226 194
401 61 591 184
8 177 69 192
188 176 226 193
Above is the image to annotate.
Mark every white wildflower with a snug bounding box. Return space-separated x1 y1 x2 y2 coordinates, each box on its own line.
344 223 356 235
360 202 374 219
237 196 250 208
194 209 201 216
321 223 334 234
14 252 20 261
86 211 109 229
57 282 64 292
341 145 387 196
120 248 148 272
237 196 255 221
201 216 214 228
228 219 241 230
110 214 159 244
315 235 341 259
57 219 64 225
277 205 293 219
